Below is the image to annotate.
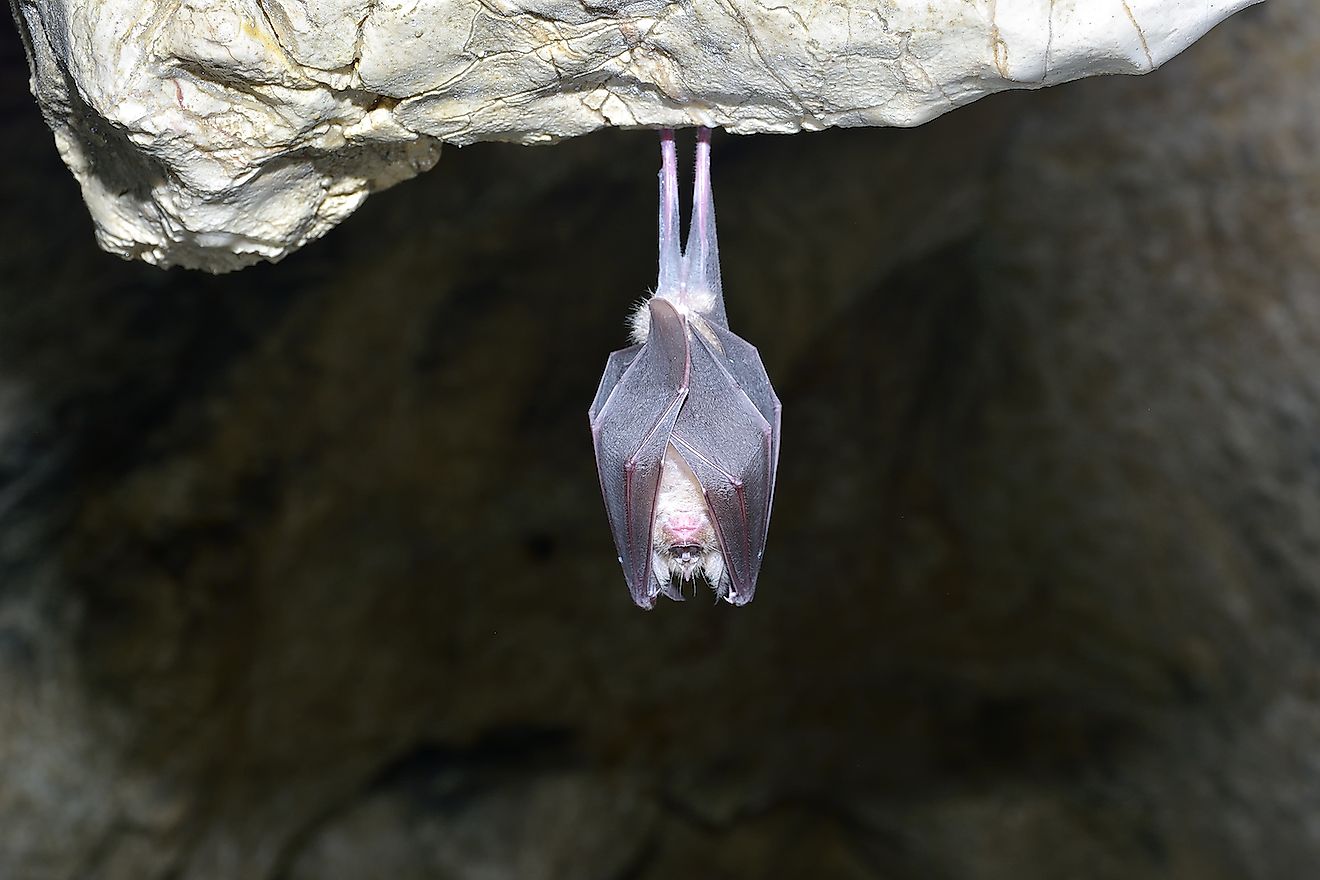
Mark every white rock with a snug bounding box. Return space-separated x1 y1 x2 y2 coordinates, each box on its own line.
10 0 1263 271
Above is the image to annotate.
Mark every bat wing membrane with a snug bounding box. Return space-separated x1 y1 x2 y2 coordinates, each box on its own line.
706 322 782 504
588 345 641 425
671 324 777 605
589 300 691 608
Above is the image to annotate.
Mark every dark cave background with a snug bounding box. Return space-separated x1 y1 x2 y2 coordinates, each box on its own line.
3 2 1320 878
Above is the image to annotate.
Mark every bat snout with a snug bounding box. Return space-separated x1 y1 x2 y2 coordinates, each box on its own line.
670 543 705 580
671 543 703 562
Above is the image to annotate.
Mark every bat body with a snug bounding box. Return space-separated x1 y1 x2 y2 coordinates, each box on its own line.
589 128 782 609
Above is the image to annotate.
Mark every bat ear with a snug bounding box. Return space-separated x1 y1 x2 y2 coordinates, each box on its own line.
681 127 728 328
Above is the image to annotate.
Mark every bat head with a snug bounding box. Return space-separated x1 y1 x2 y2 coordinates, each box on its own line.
649 444 729 599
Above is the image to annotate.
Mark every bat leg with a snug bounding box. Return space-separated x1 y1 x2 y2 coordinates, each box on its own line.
684 127 723 307
657 129 681 297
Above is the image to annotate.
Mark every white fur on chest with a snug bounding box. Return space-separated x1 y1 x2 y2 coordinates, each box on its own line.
629 290 718 346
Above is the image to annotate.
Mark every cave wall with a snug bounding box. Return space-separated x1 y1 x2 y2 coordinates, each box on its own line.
2 2 1318 878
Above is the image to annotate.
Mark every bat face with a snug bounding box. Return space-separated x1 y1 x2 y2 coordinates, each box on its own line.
589 128 781 609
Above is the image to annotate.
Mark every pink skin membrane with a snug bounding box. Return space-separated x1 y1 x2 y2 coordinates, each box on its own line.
655 127 723 320
664 512 704 544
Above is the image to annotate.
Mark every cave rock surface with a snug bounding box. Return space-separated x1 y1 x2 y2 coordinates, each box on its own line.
9 0 1262 269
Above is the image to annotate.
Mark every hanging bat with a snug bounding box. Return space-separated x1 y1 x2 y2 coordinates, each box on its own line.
589 127 782 609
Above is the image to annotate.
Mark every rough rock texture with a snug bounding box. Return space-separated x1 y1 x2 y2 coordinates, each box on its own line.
3 1 1320 878
8 0 1262 270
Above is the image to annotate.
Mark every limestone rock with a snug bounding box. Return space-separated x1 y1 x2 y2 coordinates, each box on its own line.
9 0 1262 270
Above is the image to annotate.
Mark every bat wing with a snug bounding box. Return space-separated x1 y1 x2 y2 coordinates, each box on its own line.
588 344 641 424
707 322 782 506
671 323 779 605
589 299 691 608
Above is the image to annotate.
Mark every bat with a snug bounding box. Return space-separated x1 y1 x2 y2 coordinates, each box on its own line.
589 127 782 609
